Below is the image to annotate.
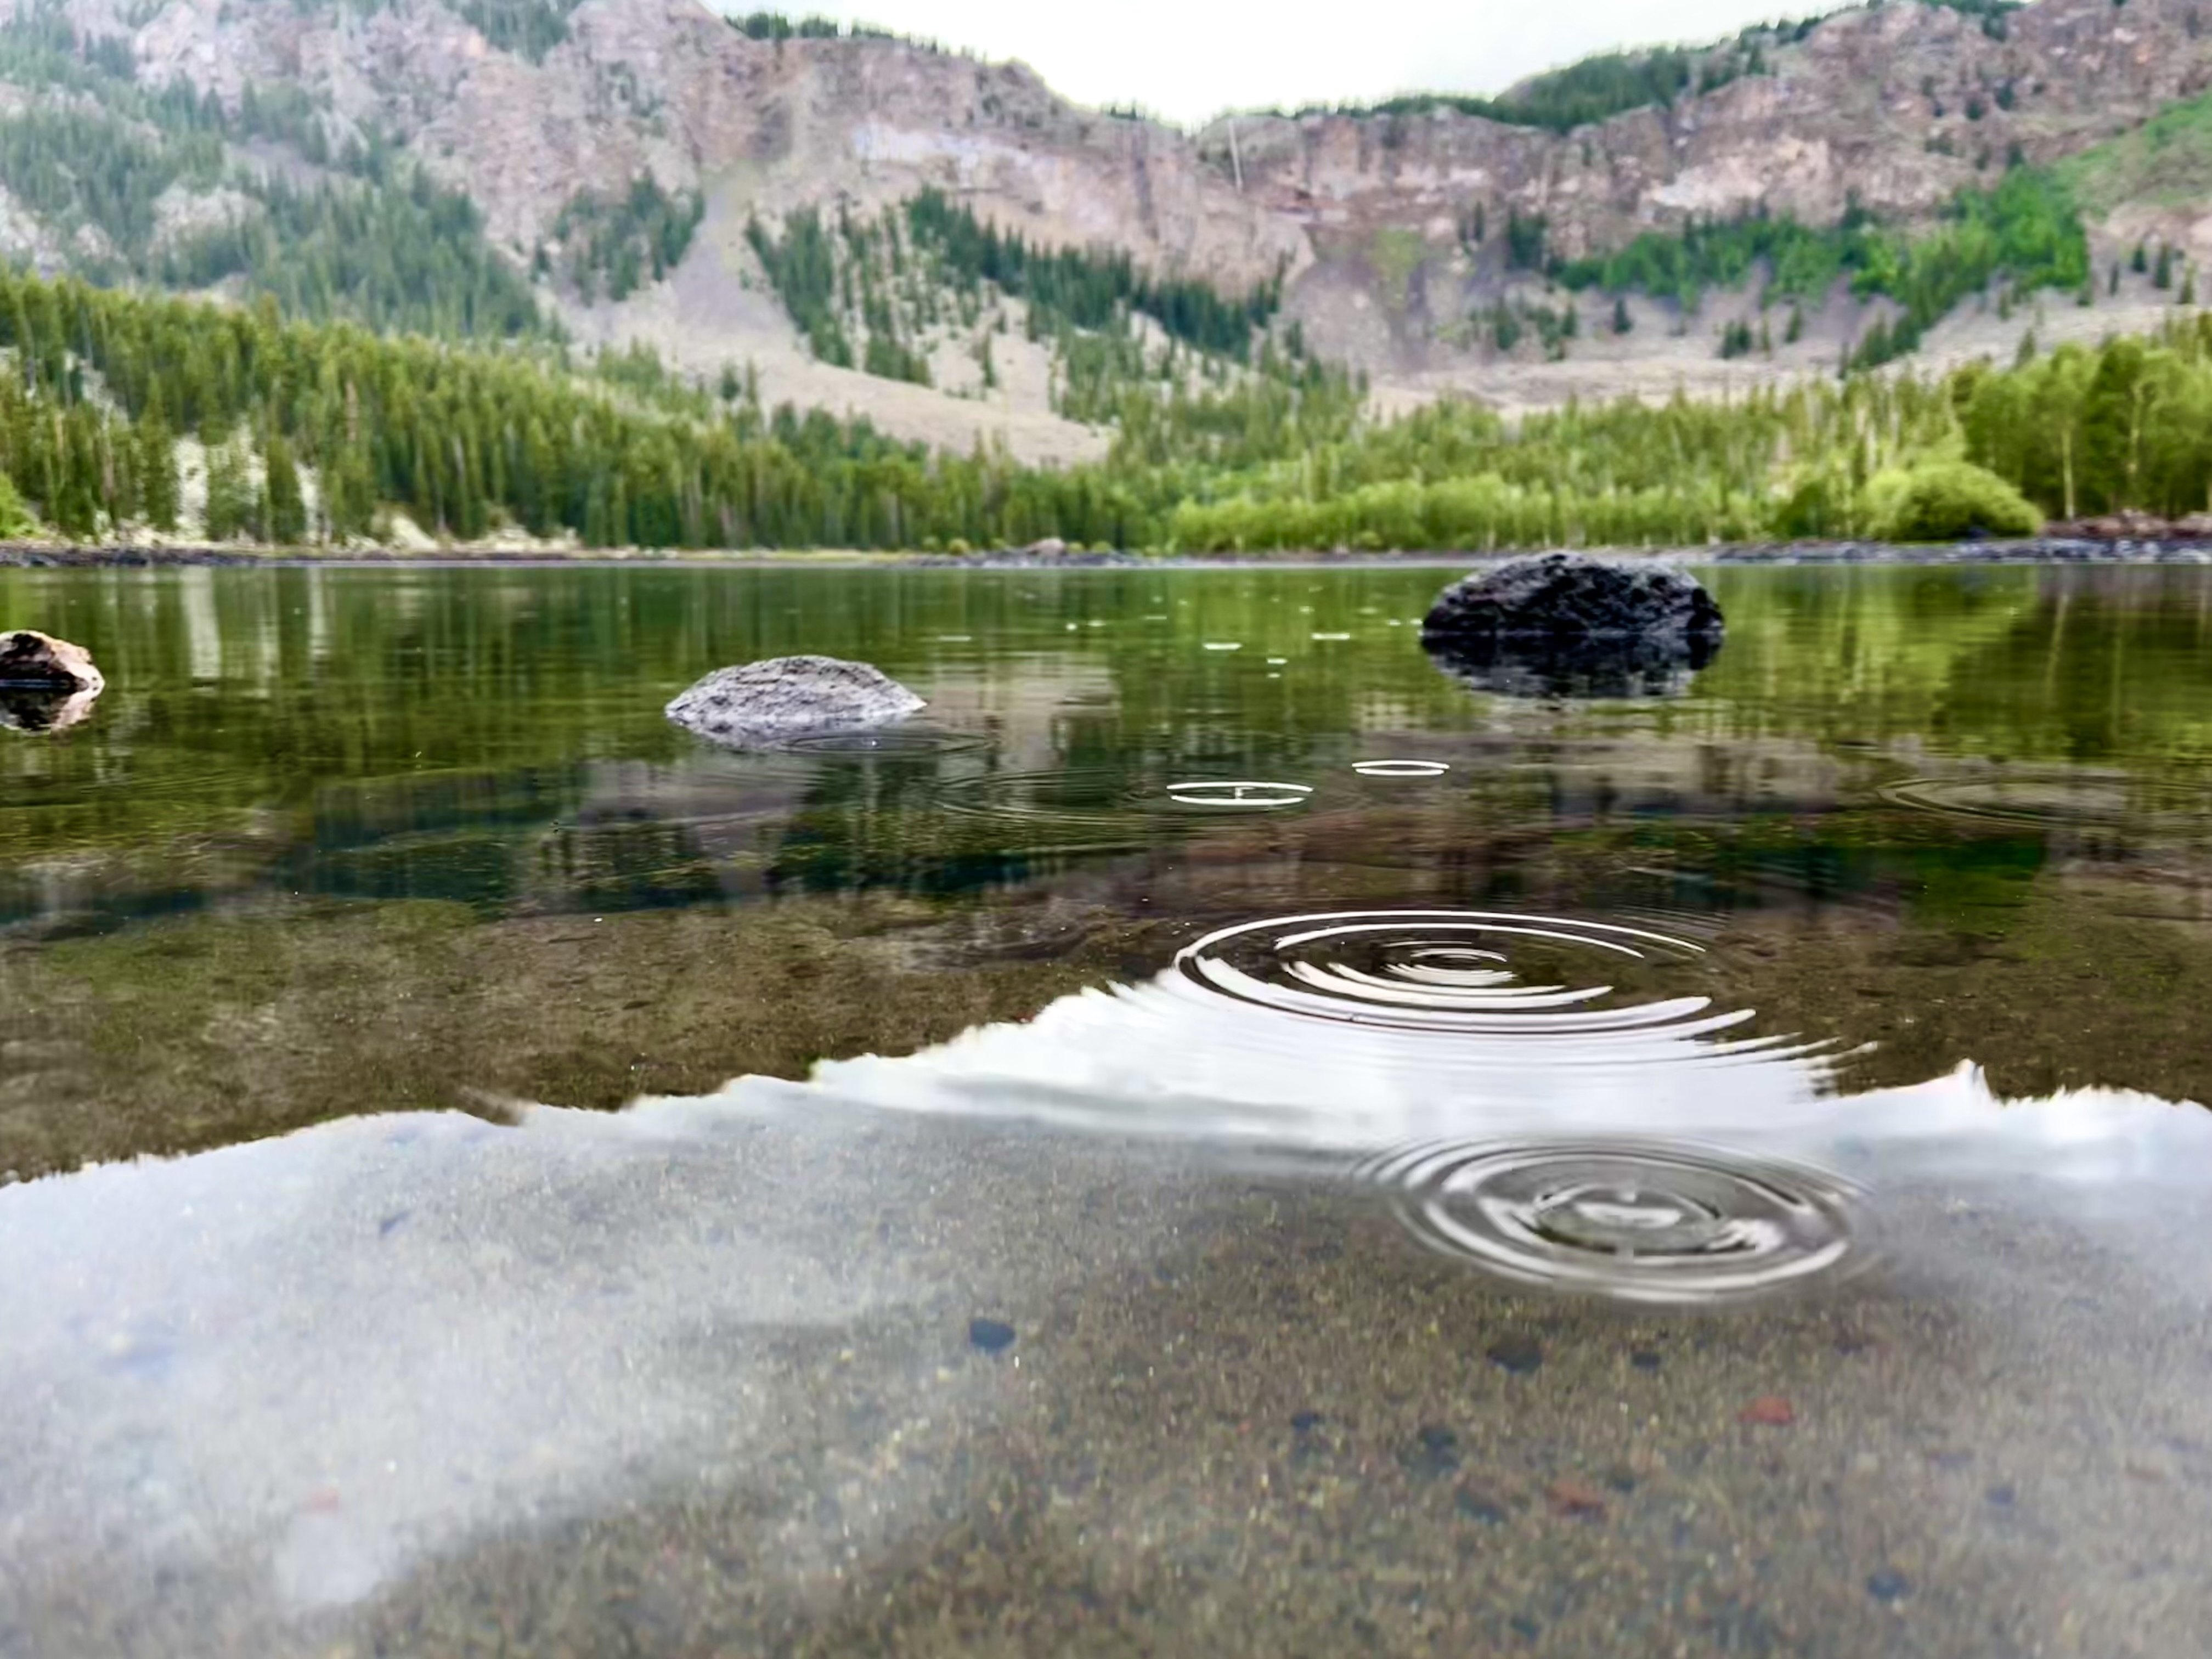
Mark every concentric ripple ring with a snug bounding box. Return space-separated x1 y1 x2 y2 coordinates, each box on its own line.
1355 1138 1864 1304
781 727 988 757
1163 781 1314 809
1169 909 1801 1054
1353 760 1452 778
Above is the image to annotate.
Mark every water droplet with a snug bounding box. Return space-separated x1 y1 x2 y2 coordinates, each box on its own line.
1355 1138 1863 1305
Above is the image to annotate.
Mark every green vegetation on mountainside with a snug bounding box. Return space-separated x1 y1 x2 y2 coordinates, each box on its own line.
1557 167 2090 369
747 191 1284 376
2058 84 2212 212
1262 2 2020 129
743 190 1319 429
450 0 587 62
0 3 549 339
551 177 706 304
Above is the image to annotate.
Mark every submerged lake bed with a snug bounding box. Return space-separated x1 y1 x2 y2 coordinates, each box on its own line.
4 562 2212 1655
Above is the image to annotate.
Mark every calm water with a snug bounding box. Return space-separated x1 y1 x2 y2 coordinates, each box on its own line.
5 563 2212 1656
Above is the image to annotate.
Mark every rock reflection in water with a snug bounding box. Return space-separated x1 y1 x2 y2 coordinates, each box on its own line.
1423 631 1724 699
0 682 101 733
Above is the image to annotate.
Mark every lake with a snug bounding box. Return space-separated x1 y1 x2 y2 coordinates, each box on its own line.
4 562 2212 1656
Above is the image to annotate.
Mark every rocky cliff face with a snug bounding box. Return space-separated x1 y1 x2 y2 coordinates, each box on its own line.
115 0 1300 288
16 0 2212 436
1211 0 2212 262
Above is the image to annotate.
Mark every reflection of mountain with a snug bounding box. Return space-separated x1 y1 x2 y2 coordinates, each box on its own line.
672 956 2211 1191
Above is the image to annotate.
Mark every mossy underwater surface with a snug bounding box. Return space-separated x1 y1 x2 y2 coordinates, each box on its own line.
8 562 2212 1656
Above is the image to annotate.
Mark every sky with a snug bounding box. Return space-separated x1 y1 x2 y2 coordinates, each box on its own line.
747 1 1827 127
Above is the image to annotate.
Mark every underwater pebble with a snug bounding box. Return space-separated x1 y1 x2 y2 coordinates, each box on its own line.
1487 1338 1544 1375
1866 1567 1913 1603
1405 1424 1461 1477
967 1318 1016 1354
1548 1477 1609 1519
1455 1487 1509 1523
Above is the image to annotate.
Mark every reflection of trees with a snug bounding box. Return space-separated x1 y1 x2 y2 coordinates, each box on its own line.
5 562 2211 919
1697 566 2212 768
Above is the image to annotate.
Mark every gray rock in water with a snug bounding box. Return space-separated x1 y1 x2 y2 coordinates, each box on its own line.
1421 554 1724 699
0 631 104 732
1421 552 1724 647
665 655 926 747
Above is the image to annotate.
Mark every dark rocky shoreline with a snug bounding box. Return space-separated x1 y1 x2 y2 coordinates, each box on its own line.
8 537 2212 570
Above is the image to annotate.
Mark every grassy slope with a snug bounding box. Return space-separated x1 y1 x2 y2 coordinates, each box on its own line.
2056 87 2212 213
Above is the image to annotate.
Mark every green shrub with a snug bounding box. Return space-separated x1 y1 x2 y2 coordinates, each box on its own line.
0 471 32 538
1865 460 2042 541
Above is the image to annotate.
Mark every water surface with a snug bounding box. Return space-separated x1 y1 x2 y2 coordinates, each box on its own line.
4 563 2212 1656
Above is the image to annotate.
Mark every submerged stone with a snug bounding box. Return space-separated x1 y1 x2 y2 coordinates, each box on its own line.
665 655 925 747
0 630 105 732
1420 553 1725 698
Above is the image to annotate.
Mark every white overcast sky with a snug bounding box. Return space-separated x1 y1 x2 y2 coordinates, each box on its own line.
738 2 1826 126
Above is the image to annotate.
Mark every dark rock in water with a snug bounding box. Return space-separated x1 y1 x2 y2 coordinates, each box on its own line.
0 631 104 732
1423 552 1725 646
665 655 925 747
1421 554 1725 698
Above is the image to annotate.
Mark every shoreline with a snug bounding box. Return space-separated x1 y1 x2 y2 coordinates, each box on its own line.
5 538 2212 572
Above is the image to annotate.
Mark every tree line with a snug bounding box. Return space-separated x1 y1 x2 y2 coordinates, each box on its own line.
9 256 2212 553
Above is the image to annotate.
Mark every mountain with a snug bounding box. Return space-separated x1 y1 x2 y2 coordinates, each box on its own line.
7 0 2212 459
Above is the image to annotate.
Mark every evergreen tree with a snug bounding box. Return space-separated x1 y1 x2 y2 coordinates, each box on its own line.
203 438 254 542
262 433 307 543
135 405 177 532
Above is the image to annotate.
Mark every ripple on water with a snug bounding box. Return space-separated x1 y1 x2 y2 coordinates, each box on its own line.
1169 909 1813 1061
1163 781 1313 808
1880 769 2211 835
931 768 1316 830
1352 760 1452 778
1356 1138 1865 1304
779 726 991 758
